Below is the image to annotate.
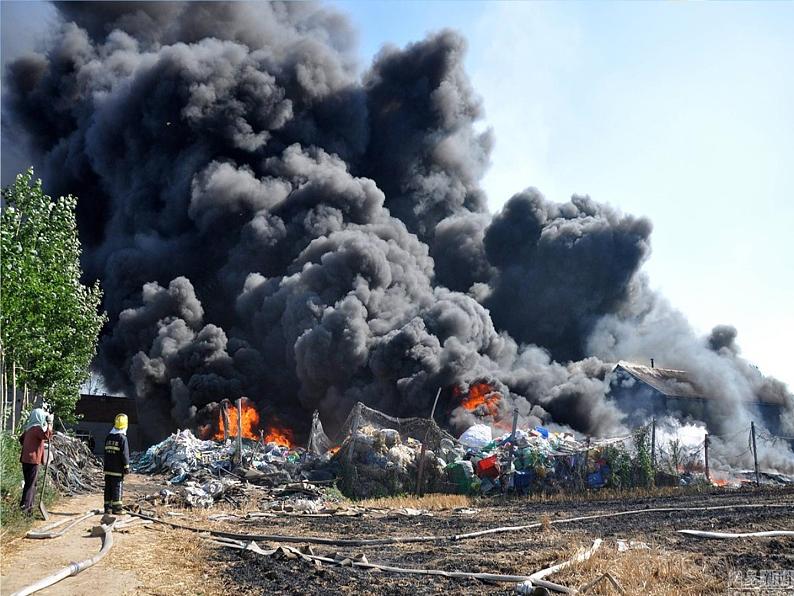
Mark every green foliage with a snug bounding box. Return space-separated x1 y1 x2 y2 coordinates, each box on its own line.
632 424 655 488
604 444 632 489
602 424 655 489
1 169 106 422
0 431 57 532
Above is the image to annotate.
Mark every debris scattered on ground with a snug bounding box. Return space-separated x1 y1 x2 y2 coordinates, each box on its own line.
48 432 103 495
616 539 650 552
129 403 794 504
133 429 337 508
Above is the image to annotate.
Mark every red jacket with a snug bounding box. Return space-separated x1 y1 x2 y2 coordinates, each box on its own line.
19 426 53 465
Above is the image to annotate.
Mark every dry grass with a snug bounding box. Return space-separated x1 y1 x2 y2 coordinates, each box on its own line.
108 526 226 596
512 484 711 505
553 539 725 595
356 493 473 510
539 513 552 532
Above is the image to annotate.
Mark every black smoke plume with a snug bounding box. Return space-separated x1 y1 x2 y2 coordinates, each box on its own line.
4 2 792 467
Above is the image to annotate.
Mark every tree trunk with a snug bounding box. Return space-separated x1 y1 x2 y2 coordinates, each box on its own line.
0 351 5 428
11 361 17 432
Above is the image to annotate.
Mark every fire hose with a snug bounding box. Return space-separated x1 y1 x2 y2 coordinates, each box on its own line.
211 536 603 593
10 522 114 596
129 502 791 547
25 510 100 539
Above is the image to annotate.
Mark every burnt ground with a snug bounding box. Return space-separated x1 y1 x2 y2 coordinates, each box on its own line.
204 487 794 595
4 481 792 595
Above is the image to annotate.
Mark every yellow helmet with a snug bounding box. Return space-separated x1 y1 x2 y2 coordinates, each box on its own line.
114 414 128 430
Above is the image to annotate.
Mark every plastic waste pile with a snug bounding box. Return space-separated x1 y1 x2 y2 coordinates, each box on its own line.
445 424 598 494
134 429 335 507
339 425 445 498
135 429 236 482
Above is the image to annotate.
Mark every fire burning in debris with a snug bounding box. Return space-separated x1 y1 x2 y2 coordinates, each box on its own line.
263 421 295 448
202 398 296 447
210 398 261 441
455 382 502 418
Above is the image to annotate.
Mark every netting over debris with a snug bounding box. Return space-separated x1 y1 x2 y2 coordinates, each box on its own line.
324 403 457 498
329 402 456 452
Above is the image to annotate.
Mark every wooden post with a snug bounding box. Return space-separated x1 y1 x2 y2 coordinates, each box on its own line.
651 417 656 469
221 401 230 442
503 409 520 494
582 437 591 489
751 421 759 487
416 388 442 497
704 432 710 483
235 398 243 465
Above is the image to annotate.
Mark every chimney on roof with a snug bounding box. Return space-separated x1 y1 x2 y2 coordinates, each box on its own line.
650 358 655 369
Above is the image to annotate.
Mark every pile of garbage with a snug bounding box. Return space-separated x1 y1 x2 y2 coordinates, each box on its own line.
339 425 445 498
440 424 587 494
48 432 104 495
440 424 640 495
134 429 336 508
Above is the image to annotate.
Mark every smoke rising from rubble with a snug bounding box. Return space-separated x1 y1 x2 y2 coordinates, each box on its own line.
4 2 793 467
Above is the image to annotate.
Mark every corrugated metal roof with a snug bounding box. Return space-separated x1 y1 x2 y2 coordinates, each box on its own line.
613 361 785 405
614 361 704 399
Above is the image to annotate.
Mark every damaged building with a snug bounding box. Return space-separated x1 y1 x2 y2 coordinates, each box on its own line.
608 361 785 434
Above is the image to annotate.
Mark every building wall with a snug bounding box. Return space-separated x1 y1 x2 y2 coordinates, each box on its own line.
608 369 667 427
72 394 142 454
609 373 784 435
72 420 142 454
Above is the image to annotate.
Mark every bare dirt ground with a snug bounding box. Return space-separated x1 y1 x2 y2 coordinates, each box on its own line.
2 479 792 595
1 474 224 596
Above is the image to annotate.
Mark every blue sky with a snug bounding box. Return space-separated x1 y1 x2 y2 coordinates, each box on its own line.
3 1 793 388
334 0 794 388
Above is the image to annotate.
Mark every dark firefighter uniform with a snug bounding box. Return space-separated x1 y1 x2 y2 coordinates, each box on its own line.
104 413 130 514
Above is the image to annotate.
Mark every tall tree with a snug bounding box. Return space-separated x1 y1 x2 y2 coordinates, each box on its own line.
1 168 106 422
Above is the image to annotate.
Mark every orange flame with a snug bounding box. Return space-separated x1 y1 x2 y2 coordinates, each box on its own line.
456 382 501 417
264 422 295 448
328 446 341 455
210 398 261 441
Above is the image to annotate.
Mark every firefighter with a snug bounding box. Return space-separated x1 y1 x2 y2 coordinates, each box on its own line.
103 413 130 514
18 408 54 515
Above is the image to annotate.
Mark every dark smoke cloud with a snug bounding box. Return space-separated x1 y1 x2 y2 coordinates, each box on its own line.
361 30 493 239
482 189 653 362
4 2 792 465
708 324 738 354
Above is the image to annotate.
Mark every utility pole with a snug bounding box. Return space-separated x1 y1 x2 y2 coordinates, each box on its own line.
751 421 759 487
651 417 656 469
704 432 710 483
416 388 442 497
